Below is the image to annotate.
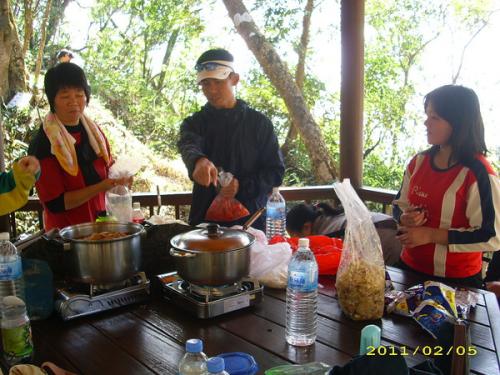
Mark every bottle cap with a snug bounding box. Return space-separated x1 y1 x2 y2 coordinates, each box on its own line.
359 324 381 355
133 202 141 209
0 232 10 241
185 338 203 353
217 352 258 375
207 357 225 373
272 187 280 194
298 238 310 248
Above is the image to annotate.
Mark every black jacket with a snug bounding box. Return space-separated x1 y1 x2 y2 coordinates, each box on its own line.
178 100 285 230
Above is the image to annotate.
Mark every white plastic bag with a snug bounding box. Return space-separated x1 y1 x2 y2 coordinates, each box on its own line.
109 157 143 179
232 226 292 289
333 179 385 320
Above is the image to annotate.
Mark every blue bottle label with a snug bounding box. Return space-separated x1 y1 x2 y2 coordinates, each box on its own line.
288 270 318 292
0 259 22 280
267 205 285 219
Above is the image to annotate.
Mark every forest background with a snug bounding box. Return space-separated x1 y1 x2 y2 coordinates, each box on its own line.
1 0 499 232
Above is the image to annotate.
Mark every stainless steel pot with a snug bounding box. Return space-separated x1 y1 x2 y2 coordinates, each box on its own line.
169 223 255 286
59 222 144 284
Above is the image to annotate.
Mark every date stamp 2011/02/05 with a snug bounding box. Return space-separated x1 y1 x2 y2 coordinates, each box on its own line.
366 345 477 356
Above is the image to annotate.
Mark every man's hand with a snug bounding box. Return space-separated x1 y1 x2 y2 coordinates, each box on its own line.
400 207 427 227
219 177 239 198
192 157 218 187
18 156 40 175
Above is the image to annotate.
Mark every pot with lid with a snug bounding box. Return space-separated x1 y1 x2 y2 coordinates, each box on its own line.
169 223 255 286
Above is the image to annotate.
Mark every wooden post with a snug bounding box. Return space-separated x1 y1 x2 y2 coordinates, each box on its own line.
340 0 364 188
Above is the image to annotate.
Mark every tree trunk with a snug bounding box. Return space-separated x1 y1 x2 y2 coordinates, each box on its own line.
281 0 314 161
45 0 72 48
0 0 28 101
32 0 52 98
22 0 33 57
222 0 336 183
156 29 179 92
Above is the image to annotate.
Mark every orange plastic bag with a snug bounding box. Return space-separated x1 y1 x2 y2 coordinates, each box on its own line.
205 170 249 222
269 235 343 275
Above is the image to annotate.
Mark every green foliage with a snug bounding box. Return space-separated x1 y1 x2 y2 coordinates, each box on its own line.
363 153 405 191
83 0 204 156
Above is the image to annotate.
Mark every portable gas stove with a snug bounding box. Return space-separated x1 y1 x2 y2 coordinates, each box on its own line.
55 272 150 321
157 272 263 319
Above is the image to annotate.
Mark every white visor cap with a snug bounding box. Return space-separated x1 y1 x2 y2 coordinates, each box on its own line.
196 60 234 84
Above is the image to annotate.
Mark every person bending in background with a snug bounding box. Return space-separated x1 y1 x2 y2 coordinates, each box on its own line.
286 202 402 266
178 48 285 230
393 85 500 288
57 49 74 63
0 156 40 216
28 63 129 230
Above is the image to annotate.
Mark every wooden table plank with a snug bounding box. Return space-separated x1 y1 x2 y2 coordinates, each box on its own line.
134 298 290 372
89 310 184 374
218 312 352 366
32 314 155 374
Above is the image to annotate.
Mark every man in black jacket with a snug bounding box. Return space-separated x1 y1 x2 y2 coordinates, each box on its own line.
178 48 285 230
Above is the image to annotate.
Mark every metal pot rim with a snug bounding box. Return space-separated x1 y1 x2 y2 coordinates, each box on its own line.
59 222 144 244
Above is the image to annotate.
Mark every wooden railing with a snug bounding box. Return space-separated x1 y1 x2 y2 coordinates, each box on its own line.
10 185 397 236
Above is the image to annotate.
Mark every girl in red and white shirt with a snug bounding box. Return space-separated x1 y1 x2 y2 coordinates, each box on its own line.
394 85 500 288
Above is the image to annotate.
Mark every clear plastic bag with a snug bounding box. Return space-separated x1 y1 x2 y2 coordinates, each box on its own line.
105 185 132 223
205 170 249 222
333 179 385 320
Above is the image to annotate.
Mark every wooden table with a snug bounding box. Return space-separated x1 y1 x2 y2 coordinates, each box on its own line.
28 267 499 375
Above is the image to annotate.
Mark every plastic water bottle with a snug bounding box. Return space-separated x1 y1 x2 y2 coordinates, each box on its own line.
1 296 34 366
178 338 208 375
0 233 25 310
285 238 318 346
132 202 145 224
206 357 229 375
266 187 286 239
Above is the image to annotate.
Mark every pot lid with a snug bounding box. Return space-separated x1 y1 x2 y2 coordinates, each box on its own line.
170 224 254 252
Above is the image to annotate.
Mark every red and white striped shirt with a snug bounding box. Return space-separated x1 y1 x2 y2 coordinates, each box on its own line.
396 151 500 278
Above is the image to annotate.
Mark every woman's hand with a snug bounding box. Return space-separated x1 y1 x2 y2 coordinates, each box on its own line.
102 177 132 191
400 207 427 227
397 226 448 248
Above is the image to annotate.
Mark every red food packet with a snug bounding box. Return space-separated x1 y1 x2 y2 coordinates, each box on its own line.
205 169 250 222
269 235 343 275
205 195 250 221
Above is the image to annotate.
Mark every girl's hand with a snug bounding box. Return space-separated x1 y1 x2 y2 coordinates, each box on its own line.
18 156 40 175
400 207 427 227
397 226 448 248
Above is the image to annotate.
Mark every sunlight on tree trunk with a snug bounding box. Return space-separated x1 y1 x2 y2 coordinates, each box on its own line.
0 0 27 101
32 0 52 99
281 0 314 163
222 0 337 183
22 0 33 57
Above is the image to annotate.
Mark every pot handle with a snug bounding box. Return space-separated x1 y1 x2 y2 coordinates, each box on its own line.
169 248 197 258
